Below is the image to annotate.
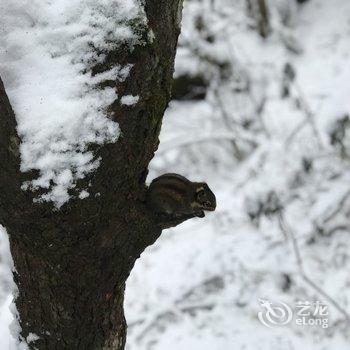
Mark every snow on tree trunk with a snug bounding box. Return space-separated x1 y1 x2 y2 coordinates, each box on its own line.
0 0 184 348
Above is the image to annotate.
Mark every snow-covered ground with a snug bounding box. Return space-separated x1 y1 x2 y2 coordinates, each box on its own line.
125 0 350 349
1 0 350 349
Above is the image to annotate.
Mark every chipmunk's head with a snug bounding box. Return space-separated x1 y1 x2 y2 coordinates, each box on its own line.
195 183 216 212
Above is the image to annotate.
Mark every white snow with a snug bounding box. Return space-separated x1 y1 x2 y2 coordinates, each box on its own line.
121 95 139 106
125 0 350 349
0 227 25 350
78 190 90 199
26 333 39 344
0 0 147 207
1 0 350 349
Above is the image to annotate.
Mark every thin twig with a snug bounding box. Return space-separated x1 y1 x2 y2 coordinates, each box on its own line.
323 189 350 224
278 213 350 323
157 133 257 155
212 88 245 160
285 82 324 149
131 275 224 342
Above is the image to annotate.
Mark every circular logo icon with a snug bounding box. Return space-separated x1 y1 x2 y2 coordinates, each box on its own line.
258 298 293 328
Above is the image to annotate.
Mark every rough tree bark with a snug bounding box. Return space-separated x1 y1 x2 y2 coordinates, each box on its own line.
0 1 185 349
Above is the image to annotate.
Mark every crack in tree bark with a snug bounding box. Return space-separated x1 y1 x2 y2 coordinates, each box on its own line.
0 0 187 349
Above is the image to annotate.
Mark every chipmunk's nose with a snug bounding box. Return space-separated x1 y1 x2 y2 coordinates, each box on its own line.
204 201 216 211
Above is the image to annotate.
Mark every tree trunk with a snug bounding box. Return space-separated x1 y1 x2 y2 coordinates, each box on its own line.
0 1 184 349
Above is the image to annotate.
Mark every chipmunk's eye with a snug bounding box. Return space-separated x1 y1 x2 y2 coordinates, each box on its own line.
197 190 206 201
204 201 211 207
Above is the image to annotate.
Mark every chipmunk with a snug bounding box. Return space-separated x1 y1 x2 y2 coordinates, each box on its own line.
146 173 216 218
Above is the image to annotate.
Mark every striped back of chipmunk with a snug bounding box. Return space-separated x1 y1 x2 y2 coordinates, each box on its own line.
147 174 192 214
